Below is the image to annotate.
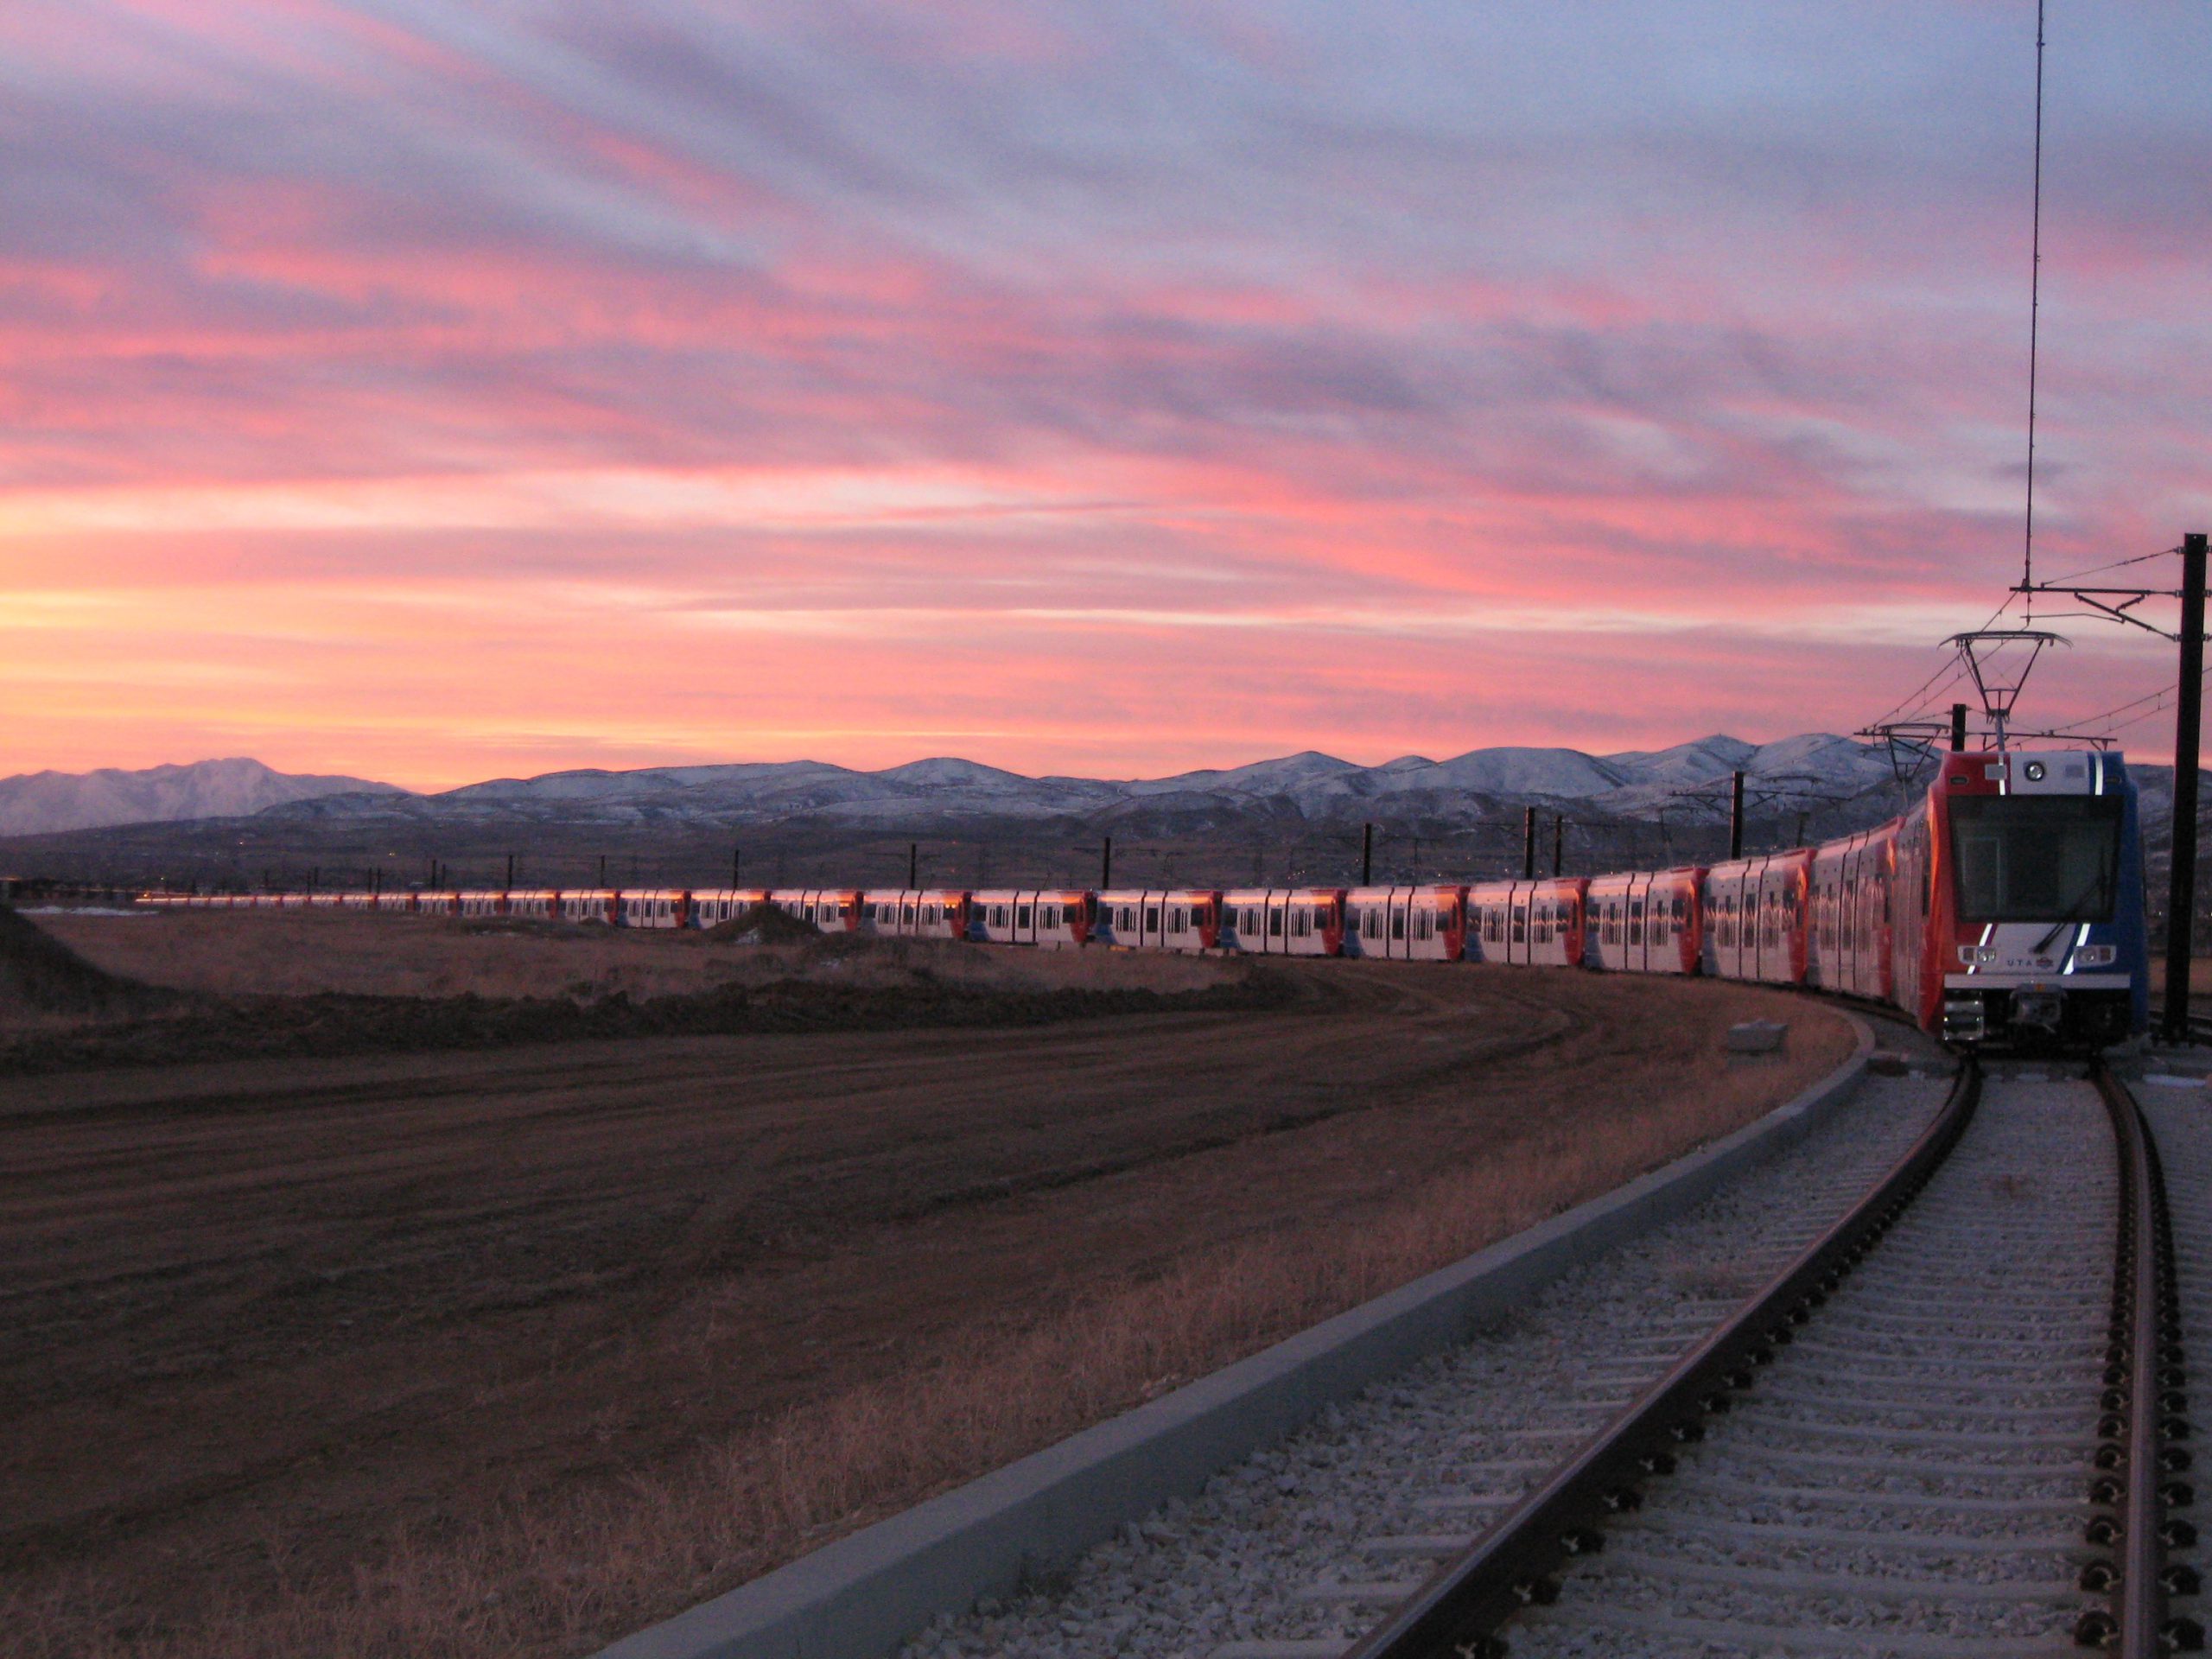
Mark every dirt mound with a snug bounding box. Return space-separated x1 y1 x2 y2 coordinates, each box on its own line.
0 969 1294 1074
0 905 167 1019
698 902 822 945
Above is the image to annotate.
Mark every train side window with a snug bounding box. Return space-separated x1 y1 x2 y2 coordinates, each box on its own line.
1017 906 1032 929
1269 906 1284 937
1391 907 1406 940
1512 904 1527 944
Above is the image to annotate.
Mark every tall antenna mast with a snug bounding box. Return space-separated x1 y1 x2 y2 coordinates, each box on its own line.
2022 0 2047 621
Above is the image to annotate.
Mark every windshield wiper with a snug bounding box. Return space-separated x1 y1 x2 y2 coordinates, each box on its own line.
2032 872 2111 953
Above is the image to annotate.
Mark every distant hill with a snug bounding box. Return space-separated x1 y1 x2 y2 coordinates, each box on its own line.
257 733 1905 834
0 758 407 836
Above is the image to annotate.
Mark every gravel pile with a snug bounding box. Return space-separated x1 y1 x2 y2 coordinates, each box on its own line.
901 1071 1950 1659
1510 1074 2113 1657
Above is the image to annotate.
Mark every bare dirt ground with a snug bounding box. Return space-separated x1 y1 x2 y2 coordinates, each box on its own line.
0 912 1852 1659
3 912 1268 1074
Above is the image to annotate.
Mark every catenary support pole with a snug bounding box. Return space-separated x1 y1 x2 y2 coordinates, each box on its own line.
1553 816 1565 876
1522 807 1535 880
505 852 514 889
2161 531 2207 1044
1102 836 1112 891
732 844 741 889
1951 702 1969 752
1362 823 1373 887
1729 770 1745 861
908 842 918 889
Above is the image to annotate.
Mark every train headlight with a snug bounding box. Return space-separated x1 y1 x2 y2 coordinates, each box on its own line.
2076 944 2117 968
2024 760 2047 782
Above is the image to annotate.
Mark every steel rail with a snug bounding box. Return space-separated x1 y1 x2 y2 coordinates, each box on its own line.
1342 1058 1984 1659
2085 1065 2202 1655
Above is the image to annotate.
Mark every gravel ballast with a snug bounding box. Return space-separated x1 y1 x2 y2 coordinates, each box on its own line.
1507 1073 2113 1657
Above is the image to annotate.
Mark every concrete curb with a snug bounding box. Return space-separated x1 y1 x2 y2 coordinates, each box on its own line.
598 1014 1878 1659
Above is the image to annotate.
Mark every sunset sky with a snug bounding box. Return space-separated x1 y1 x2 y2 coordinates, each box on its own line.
3 1 2208 790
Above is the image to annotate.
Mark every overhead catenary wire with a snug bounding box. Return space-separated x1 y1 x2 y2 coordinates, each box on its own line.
2021 0 2048 620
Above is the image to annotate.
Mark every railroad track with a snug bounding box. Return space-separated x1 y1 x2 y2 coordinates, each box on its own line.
1349 1061 2202 1659
902 1061 2205 1659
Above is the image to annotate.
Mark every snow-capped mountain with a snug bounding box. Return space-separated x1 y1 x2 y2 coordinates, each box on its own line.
0 758 407 837
258 734 1905 836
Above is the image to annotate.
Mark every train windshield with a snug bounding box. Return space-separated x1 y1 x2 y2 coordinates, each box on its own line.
1948 794 2124 924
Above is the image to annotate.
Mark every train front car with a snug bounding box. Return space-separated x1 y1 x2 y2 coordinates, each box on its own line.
1914 748 2146 1049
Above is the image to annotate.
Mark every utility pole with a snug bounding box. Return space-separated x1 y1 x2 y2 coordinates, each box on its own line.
1522 806 1536 880
2163 531 2208 1043
1729 770 1745 861
1950 703 1969 752
1361 823 1373 887
1101 835 1113 891
505 852 514 889
908 842 918 889
1553 815 1565 877
732 844 741 889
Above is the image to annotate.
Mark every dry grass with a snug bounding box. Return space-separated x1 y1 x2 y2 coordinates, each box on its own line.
35 912 1237 1004
4 1027 1844 1659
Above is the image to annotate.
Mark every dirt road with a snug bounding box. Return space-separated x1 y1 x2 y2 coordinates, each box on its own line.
0 955 1847 1657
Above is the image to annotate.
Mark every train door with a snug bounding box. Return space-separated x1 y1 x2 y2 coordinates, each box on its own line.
1893 814 1927 1021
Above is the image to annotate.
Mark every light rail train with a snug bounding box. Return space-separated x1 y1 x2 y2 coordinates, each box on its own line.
142 748 2150 1049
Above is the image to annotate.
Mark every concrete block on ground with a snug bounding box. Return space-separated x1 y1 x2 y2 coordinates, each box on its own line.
1725 1019 1787 1055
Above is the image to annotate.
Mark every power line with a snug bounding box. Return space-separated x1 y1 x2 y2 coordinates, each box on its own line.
2037 545 2183 588
2020 0 2048 616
